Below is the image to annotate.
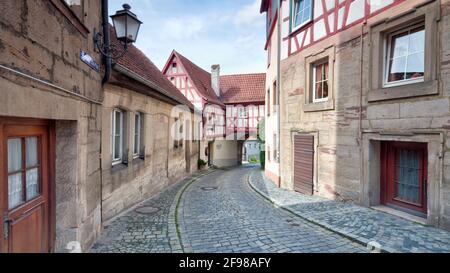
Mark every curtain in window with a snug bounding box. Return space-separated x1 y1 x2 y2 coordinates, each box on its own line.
26 137 39 200
396 149 420 204
8 138 23 209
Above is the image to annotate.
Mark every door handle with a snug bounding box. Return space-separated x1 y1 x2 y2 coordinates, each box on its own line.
3 213 10 240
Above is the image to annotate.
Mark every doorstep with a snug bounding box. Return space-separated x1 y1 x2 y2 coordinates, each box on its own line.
371 205 427 226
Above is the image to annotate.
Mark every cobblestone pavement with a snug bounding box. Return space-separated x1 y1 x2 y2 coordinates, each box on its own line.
179 165 367 253
249 169 450 253
90 170 212 253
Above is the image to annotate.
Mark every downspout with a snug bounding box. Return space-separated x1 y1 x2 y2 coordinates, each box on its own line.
99 0 110 226
276 0 282 187
102 0 111 85
359 22 366 204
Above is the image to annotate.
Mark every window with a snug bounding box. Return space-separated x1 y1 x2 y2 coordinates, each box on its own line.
304 47 335 112
292 0 313 32
63 0 83 20
312 61 329 102
172 63 177 74
384 24 425 87
112 109 124 165
174 114 184 149
267 89 271 117
133 113 143 158
272 81 277 114
273 134 278 162
368 1 439 102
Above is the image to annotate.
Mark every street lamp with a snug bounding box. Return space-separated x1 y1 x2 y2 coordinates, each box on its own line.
94 4 143 59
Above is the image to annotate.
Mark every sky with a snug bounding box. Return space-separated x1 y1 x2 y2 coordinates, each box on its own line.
109 0 267 75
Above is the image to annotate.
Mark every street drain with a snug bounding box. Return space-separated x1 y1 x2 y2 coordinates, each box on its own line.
135 206 160 214
201 187 218 191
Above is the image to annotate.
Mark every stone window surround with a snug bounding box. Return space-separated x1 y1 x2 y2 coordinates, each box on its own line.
361 132 443 227
303 46 335 112
50 0 89 37
367 0 440 102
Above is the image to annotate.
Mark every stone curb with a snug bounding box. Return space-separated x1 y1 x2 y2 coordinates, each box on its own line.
247 171 396 253
168 169 216 253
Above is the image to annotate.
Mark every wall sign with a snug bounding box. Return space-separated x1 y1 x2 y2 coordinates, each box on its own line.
80 50 100 72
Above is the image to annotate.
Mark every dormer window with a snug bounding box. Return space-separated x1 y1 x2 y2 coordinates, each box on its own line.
291 0 313 32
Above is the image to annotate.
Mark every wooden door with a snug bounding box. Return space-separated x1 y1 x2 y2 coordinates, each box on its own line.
293 135 314 195
0 119 52 253
381 141 428 215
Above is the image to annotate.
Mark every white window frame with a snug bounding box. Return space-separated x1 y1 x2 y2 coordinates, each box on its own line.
312 60 329 103
291 0 314 33
133 112 142 158
112 109 124 165
383 22 426 88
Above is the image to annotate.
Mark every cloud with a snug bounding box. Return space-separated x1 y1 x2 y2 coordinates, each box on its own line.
233 0 265 27
161 16 205 40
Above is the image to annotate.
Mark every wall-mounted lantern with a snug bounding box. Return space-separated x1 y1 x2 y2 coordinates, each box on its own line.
94 4 142 60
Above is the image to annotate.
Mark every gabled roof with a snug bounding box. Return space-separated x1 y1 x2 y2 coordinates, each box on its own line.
110 28 194 110
220 73 266 104
164 50 224 107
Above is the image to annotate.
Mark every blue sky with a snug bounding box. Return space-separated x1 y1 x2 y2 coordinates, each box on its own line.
109 0 267 75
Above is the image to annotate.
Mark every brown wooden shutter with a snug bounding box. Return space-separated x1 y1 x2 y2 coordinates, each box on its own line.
293 134 314 195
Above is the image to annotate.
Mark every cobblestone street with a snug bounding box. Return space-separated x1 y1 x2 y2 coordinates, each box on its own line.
91 166 367 253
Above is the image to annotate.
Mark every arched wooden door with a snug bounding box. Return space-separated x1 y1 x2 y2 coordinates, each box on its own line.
0 118 53 253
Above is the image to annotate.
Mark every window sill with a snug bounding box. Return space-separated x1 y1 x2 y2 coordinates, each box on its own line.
303 100 335 112
368 80 438 102
50 0 89 37
111 162 128 173
289 21 313 38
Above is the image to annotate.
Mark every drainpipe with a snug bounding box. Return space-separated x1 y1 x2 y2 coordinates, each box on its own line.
276 0 282 187
101 0 111 85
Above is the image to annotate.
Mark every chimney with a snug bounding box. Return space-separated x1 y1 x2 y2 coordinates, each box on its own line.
211 64 221 97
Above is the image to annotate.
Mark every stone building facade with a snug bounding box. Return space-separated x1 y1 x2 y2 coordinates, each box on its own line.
0 0 198 253
100 31 199 221
0 0 103 252
262 0 450 230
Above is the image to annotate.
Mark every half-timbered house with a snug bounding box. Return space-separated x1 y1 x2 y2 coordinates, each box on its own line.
261 0 450 230
163 51 265 167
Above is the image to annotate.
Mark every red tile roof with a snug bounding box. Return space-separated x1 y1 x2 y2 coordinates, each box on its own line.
111 28 194 109
171 51 265 106
173 51 224 106
220 73 266 104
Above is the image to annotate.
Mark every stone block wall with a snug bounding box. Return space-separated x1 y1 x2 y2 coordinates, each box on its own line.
0 0 103 251
280 0 450 229
101 84 197 222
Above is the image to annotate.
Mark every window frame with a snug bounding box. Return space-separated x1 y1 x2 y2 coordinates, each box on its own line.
304 46 335 112
383 23 426 88
312 60 330 103
368 1 439 102
291 0 314 34
112 109 124 165
133 112 143 159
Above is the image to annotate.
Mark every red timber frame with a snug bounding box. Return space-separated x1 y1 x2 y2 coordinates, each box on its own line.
225 103 265 135
162 52 226 139
283 0 405 56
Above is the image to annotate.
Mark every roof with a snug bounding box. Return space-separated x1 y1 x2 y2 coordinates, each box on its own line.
220 73 266 104
110 28 194 110
171 51 225 106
